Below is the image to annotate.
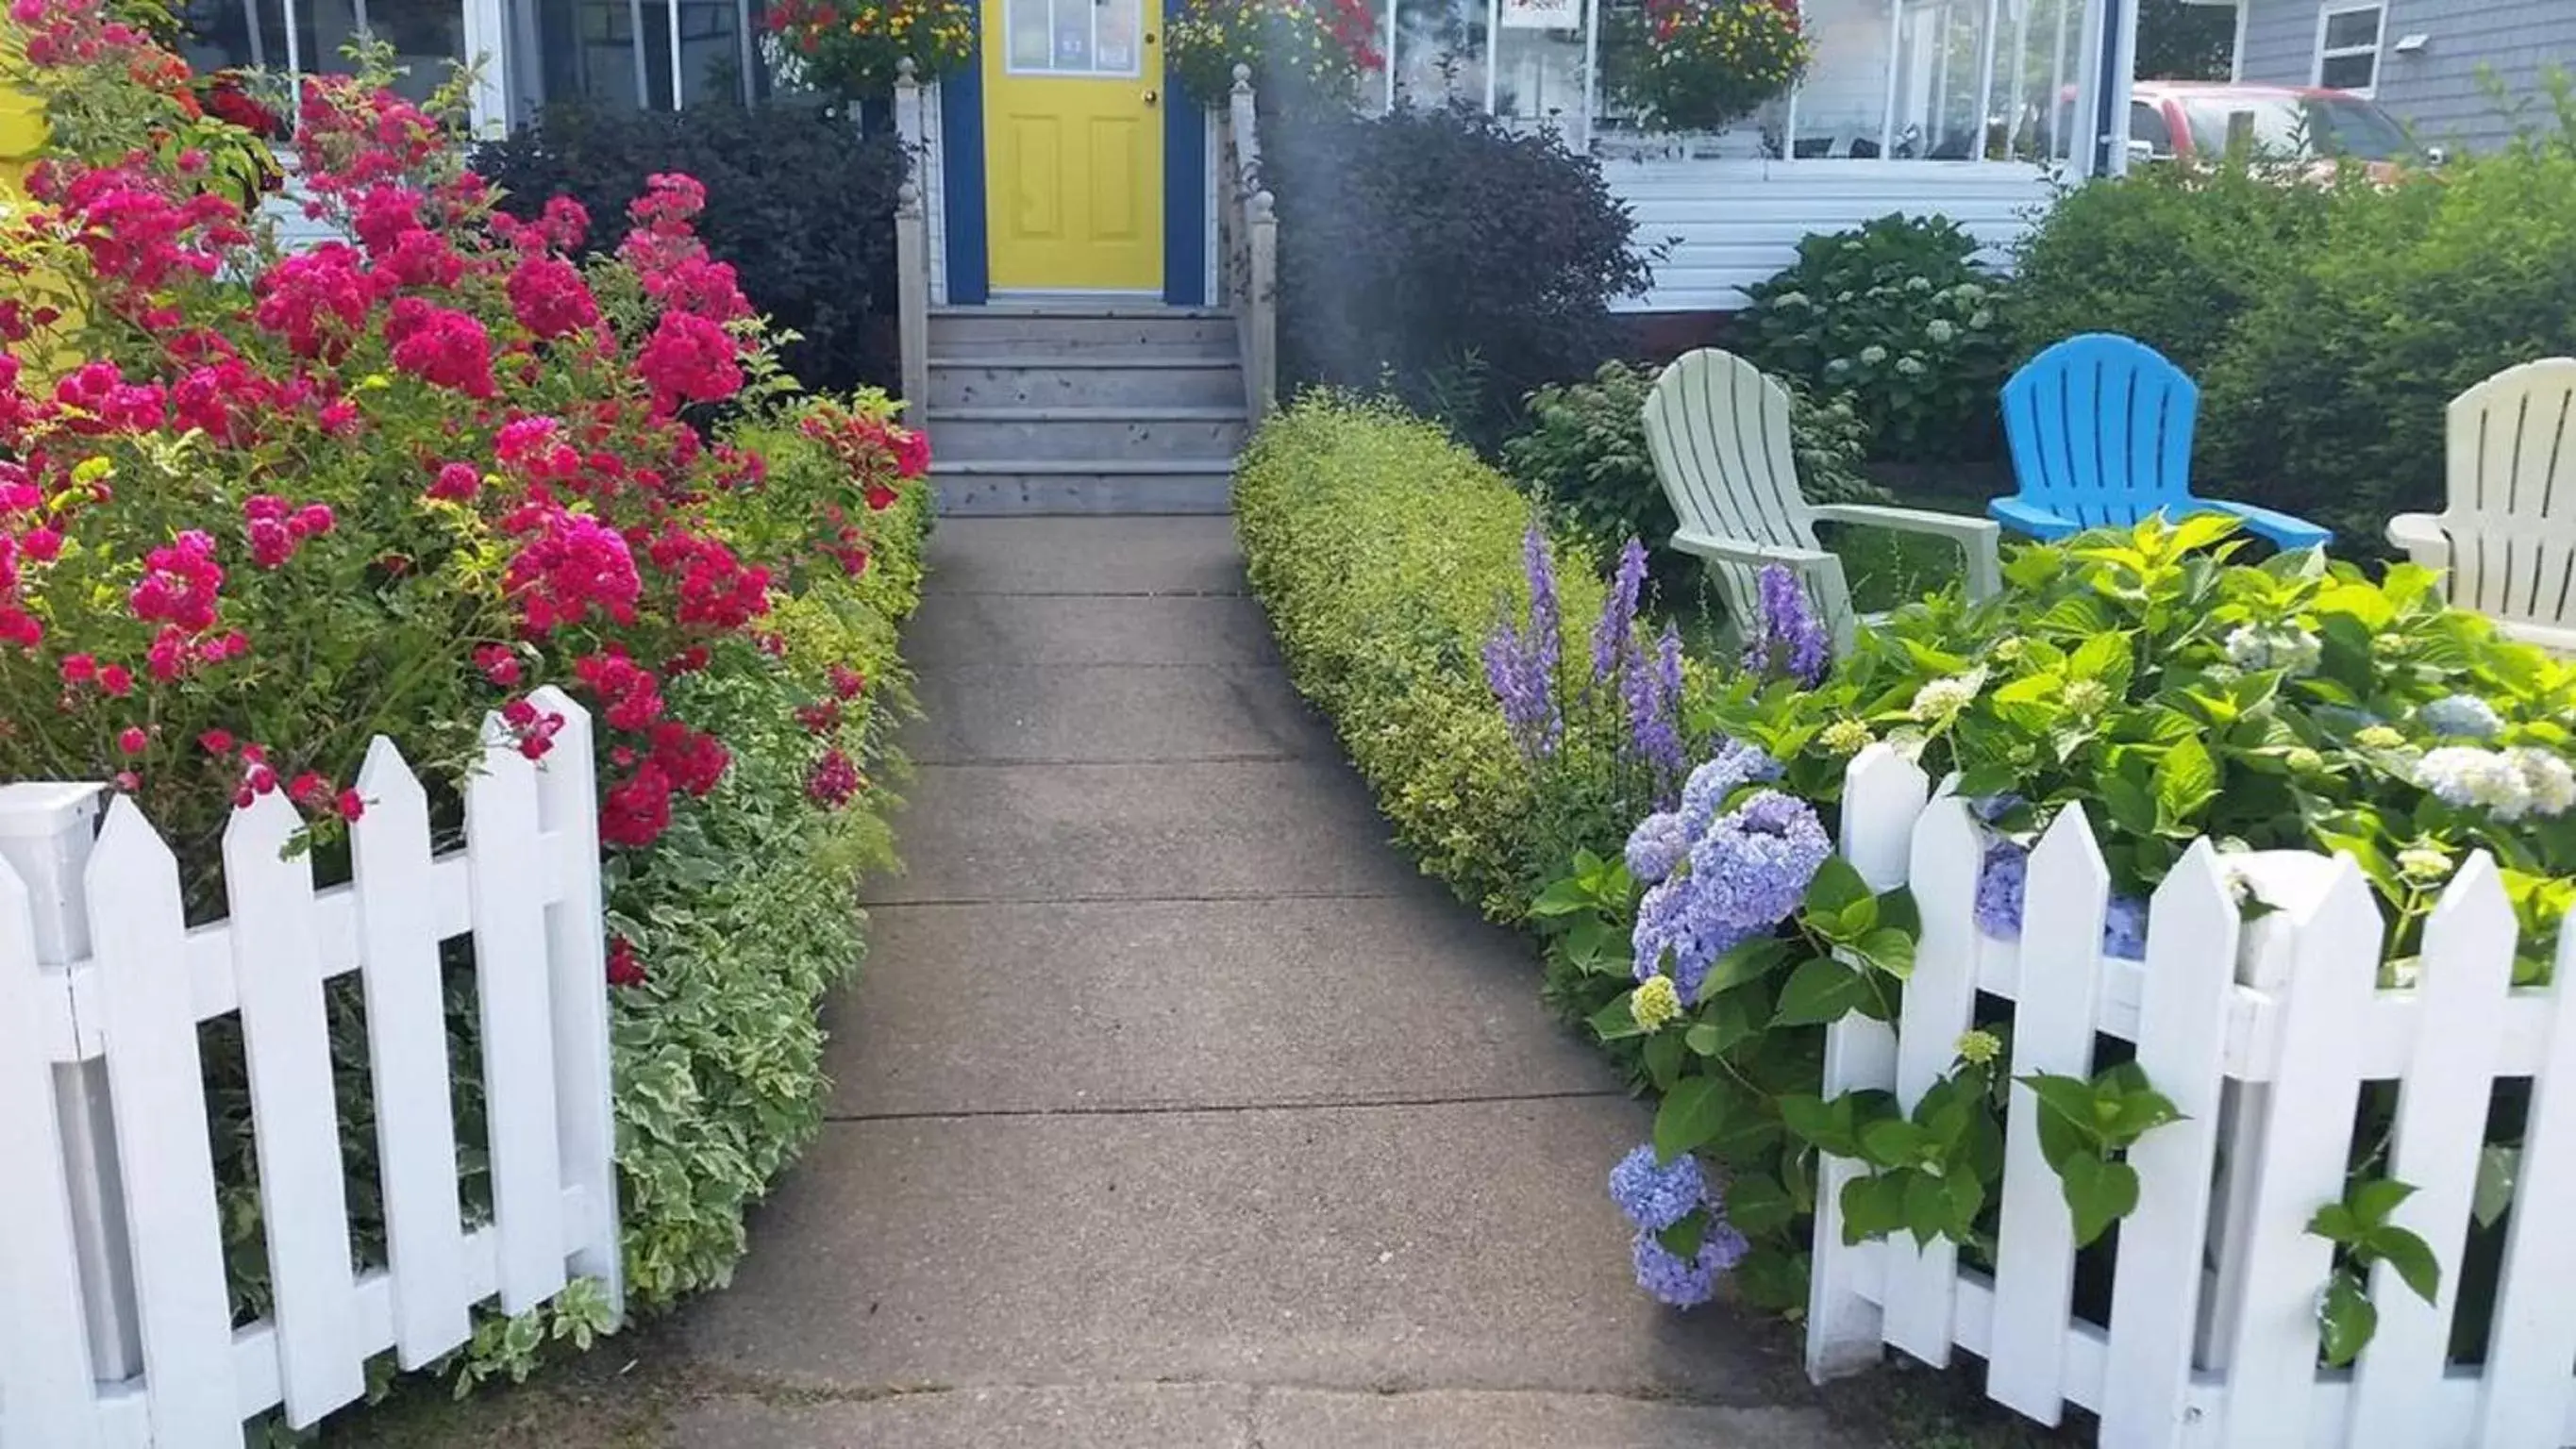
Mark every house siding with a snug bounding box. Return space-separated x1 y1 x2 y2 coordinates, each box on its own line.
1607 158 2060 312
2238 0 2576 154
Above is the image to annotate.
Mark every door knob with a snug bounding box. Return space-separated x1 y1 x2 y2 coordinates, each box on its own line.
1143 89 1160 106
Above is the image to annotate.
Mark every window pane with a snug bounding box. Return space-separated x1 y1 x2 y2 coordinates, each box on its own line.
1393 0 1485 108
2129 98 2168 153
2318 50 2375 91
1790 0 1894 157
354 0 472 105
1490 22 1584 133
176 0 294 74
1985 0 2083 162
2321 8 2379 52
533 0 648 109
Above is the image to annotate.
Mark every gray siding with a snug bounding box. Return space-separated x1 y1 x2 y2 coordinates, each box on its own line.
2237 0 2576 154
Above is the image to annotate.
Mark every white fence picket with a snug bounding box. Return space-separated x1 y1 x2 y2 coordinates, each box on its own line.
1882 795 1984 1366
87 799 237 1448
465 712 567 1313
2474 914 2576 1445
1987 806 2110 1423
2215 860 2382 1449
0 849 101 1449
350 738 473 1369
528 688 623 1316
2351 856 2516 1445
223 791 367 1426
1808 744 1930 1379
2099 841 2242 1449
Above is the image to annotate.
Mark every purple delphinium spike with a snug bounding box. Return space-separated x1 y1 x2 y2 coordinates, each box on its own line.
1524 520 1563 696
1625 621 1687 790
1593 537 1648 686
1742 564 1832 688
1483 616 1555 758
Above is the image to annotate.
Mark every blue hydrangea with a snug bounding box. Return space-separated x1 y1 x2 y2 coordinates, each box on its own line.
1679 738 1782 833
1683 791 1833 942
1631 872 1758 1001
2418 693 2505 741
1608 1145 1704 1232
1630 1220 1752 1308
1624 810 1691 886
1977 836 2151 958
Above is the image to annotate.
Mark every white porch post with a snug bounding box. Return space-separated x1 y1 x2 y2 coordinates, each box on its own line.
2069 0 2103 174
2103 0 2139 174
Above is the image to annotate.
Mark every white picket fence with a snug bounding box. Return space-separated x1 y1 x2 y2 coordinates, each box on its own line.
0 689 621 1447
1808 744 2576 1449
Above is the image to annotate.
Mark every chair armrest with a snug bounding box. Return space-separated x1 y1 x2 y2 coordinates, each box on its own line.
1806 504 2003 602
1988 495 2078 541
2199 498 2331 552
2497 615 2576 658
2385 512 2451 572
1668 529 1834 569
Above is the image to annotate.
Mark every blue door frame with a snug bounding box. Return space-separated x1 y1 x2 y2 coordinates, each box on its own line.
939 49 1206 306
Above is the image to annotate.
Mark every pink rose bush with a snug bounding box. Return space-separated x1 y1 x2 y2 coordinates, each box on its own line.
0 4 928 889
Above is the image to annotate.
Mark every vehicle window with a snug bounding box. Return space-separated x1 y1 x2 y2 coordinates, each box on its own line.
2181 96 2409 161
2130 101 2173 157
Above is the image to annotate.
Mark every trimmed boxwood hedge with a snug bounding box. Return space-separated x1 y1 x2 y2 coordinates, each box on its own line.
1235 395 1609 918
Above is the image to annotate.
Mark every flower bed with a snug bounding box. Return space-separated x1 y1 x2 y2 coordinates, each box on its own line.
1 6 934 1409
1243 393 2576 1350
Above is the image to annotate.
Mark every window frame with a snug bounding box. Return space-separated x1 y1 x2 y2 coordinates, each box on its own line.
2312 0 2384 97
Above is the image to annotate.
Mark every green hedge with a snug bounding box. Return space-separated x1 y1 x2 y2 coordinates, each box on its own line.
2009 114 2576 548
1236 397 1608 918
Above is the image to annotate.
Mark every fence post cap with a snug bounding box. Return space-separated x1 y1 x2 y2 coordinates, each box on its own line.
896 57 917 81
0 782 105 837
1231 63 1253 92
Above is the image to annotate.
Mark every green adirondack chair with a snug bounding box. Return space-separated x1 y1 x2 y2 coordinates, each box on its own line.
1642 347 2002 656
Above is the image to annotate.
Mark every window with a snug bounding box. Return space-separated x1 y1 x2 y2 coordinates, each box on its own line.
177 0 471 111
2129 98 2170 158
2314 2 2383 94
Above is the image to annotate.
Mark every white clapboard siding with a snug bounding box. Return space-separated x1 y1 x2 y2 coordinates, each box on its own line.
1604 158 2058 312
1811 756 2576 1447
0 701 618 1443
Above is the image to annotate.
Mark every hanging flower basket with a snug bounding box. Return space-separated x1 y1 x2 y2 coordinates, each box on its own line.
1608 0 1811 135
763 0 978 97
1166 0 1384 108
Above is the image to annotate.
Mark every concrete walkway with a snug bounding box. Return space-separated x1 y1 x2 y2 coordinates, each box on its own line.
667 517 1877 1446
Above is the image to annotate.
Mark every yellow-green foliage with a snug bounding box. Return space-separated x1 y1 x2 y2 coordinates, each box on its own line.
1235 396 1604 917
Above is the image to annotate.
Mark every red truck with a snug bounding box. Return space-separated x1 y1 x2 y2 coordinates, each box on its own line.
2124 80 2426 180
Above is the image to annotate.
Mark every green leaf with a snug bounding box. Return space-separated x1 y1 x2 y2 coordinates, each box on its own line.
1773 957 1871 1026
1851 926 1917 980
1989 673 2059 733
2474 1145 2518 1229
1943 1160 1987 1238
1698 936 1790 1002
1840 1172 1906 1244
1728 1173 1798 1238
1901 1167 1953 1248
2318 1271 2378 1368
2348 1176 2417 1226
1779 1092 1859 1157
2367 1225 2443 1307
2057 1152 2139 1248
2153 735 2220 827
1653 1076 1730 1161
1530 876 1593 916
1731 1248 1810 1311
1859 1117 1929 1168
1683 1022 1726 1057
1802 856 1874 923
1642 1029 1687 1091
1589 993 1647 1042
1658 1208 1708 1260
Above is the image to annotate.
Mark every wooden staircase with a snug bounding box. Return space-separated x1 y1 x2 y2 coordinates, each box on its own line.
917 305 1247 516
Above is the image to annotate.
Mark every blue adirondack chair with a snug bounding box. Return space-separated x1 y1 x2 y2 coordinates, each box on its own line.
1990 334 2331 551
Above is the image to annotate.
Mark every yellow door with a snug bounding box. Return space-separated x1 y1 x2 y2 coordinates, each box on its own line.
981 0 1163 292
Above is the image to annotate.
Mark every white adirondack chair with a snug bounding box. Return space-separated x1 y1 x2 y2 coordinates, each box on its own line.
1641 347 2003 656
2387 358 2576 655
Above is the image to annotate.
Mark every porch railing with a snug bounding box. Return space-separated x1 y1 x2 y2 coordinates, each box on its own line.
893 59 931 412
1215 64 1276 421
